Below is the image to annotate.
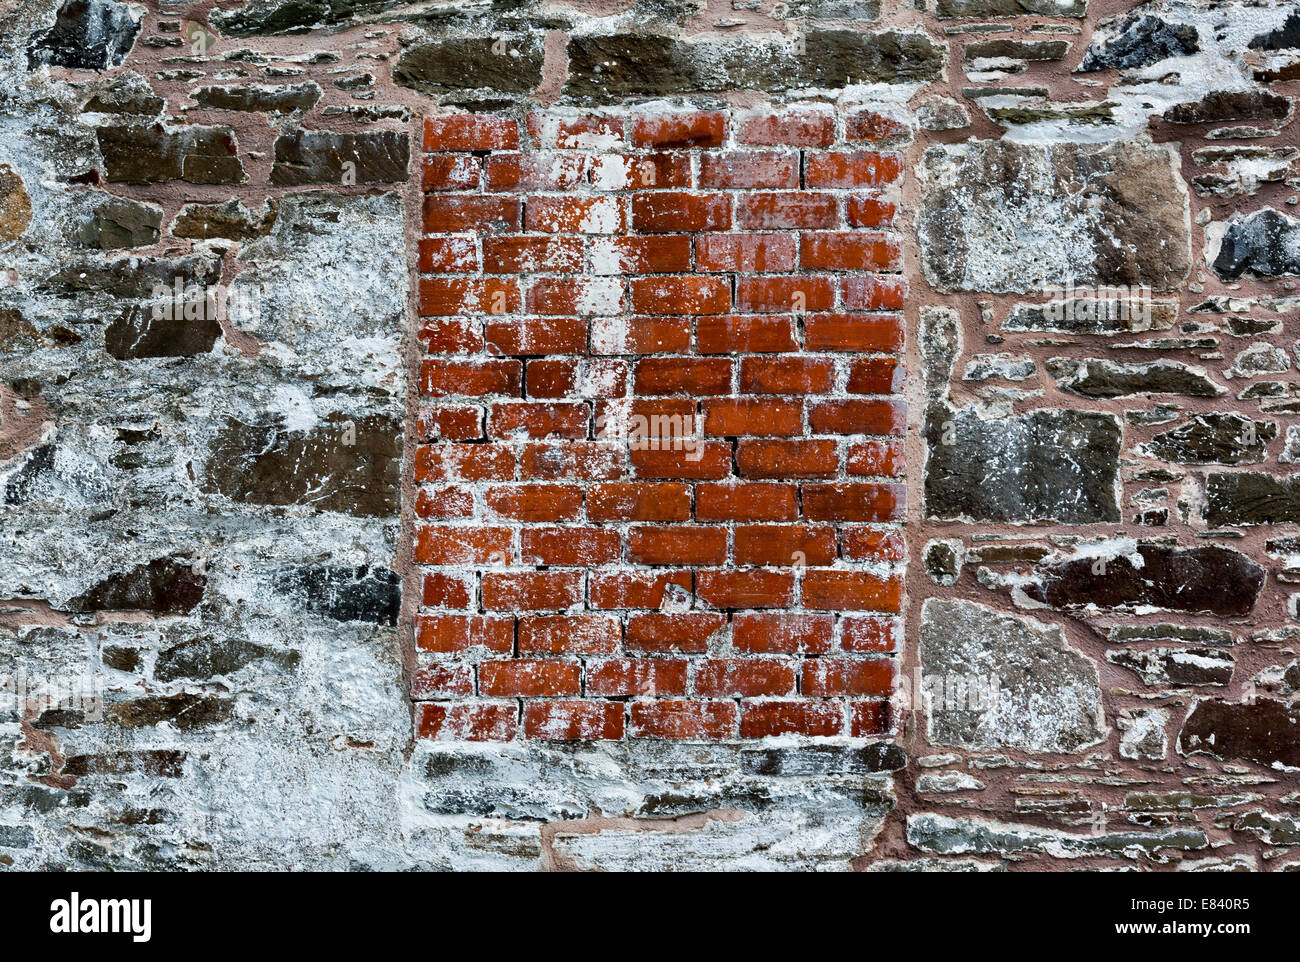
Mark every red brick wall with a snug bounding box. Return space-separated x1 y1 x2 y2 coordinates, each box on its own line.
413 106 907 744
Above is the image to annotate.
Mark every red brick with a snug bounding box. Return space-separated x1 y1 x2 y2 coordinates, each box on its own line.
626 613 725 653
484 485 583 523
846 440 906 478
587 659 689 697
801 232 902 271
627 526 727 566
415 443 514 482
424 115 518 151
417 702 518 741
415 527 513 566
805 151 903 188
419 236 477 273
588 482 692 522
804 313 903 352
739 702 842 738
423 154 480 191
423 195 520 233
527 278 627 316
418 278 521 317
481 570 583 611
699 151 799 189
736 276 835 313
526 195 625 233
702 398 802 437
802 657 894 696
527 112 623 149
847 358 904 394
736 192 838 230
630 700 738 739
629 111 727 148
521 527 621 566
411 664 475 699
589 154 692 190
416 614 513 653
485 316 587 356
418 317 482 354
590 571 693 610
420 359 521 399
802 571 903 612
809 399 906 436
632 193 731 232
524 701 624 740
696 482 798 521
803 483 905 522
846 195 897 228
591 316 692 354
414 486 474 519
841 616 902 653
736 439 838 479
520 442 626 481
482 236 584 274
590 235 692 274
739 357 835 395
698 315 798 354
695 569 796 608
480 660 581 697
850 699 895 737
696 233 798 273
694 659 795 697
488 402 588 440
733 524 837 567
732 612 835 654
629 276 731 315
634 357 731 395
842 527 907 563
418 406 483 442
845 108 909 144
421 572 474 608
518 615 621 655
630 444 732 480
841 275 906 311
484 152 586 191
737 107 834 147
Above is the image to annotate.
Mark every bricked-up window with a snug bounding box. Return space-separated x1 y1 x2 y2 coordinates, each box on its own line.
412 107 907 743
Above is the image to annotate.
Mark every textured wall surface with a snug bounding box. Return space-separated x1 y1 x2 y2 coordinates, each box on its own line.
1 0 1299 870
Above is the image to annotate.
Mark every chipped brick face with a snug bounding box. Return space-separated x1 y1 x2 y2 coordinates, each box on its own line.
413 108 908 746
5 0 1300 872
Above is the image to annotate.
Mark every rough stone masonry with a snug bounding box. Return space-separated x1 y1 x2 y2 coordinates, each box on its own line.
1 0 1299 871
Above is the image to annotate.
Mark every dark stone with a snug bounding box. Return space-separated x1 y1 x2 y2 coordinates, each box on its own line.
269 129 409 186
67 556 207 615
104 304 223 360
924 540 962 585
78 195 161 249
935 0 1085 15
172 199 278 241
925 404 1122 523
563 30 943 100
1211 208 1300 280
82 83 166 116
1021 544 1265 617
1224 316 1281 337
1107 647 1234 687
272 564 401 625
393 35 545 96
740 742 905 775
1164 90 1293 124
106 693 234 730
0 825 35 849
211 0 403 36
191 82 322 112
1078 13 1199 71
27 0 142 71
62 750 186 778
101 645 140 671
202 414 401 517
1204 472 1300 526
3 444 113 507
97 124 244 185
1180 699 1300 768
782 0 880 19
1142 414 1276 465
40 253 222 299
1249 11 1300 50
965 39 1069 60
154 635 300 682
1047 358 1224 398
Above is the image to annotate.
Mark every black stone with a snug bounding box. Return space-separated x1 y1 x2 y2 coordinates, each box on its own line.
1180 699 1300 768
1211 208 1300 280
1142 413 1276 465
740 742 905 775
1048 358 1224 398
272 564 401 625
67 556 207 615
104 304 223 360
97 124 244 185
936 0 1085 15
1079 14 1200 71
1249 11 1300 50
106 693 233 730
1204 472 1300 526
41 253 221 299
965 39 1069 61
269 129 409 186
27 0 142 71
1021 544 1265 617
393 35 545 96
154 636 299 682
1164 90 1293 125
191 82 322 112
78 195 161 249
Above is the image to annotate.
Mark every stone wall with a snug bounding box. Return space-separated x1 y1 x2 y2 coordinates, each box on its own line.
1 0 1298 870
